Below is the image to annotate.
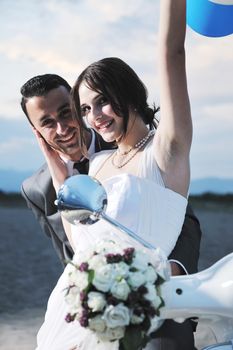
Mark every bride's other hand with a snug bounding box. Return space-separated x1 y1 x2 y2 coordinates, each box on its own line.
33 128 68 192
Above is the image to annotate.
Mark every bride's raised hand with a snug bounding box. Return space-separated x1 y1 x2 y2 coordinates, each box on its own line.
154 0 192 198
33 128 68 193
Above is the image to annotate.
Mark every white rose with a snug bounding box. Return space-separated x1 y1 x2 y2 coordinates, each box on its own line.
68 269 89 291
110 279 130 301
93 264 115 292
150 248 170 281
89 315 106 333
66 263 76 275
95 239 124 255
70 305 83 319
131 251 149 271
97 326 125 341
144 283 161 308
67 267 76 284
145 266 158 284
103 303 130 328
127 271 146 289
87 292 106 312
64 286 82 315
130 312 145 325
64 286 80 305
147 315 163 334
72 248 93 265
88 254 106 270
113 261 129 279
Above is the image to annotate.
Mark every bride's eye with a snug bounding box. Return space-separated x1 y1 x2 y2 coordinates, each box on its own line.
98 96 108 105
81 105 91 116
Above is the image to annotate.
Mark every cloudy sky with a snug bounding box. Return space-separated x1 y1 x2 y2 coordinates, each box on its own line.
0 0 232 180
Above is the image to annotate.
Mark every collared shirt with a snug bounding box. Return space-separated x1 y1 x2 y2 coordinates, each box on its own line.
60 129 95 176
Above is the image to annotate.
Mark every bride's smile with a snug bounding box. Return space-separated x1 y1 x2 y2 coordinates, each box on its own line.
79 83 124 143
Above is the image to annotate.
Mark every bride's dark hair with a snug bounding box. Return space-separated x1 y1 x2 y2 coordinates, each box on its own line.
71 57 159 155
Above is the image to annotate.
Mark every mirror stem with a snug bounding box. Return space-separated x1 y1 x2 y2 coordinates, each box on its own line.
101 212 156 250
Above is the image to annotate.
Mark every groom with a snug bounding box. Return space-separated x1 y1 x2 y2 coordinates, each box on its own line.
20 73 115 264
20 73 200 349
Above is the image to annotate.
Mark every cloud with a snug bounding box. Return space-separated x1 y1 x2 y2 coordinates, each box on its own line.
203 103 233 121
191 110 233 179
191 136 233 179
0 40 83 74
0 0 159 121
186 33 233 102
0 0 158 76
0 137 44 171
87 0 157 22
0 137 35 153
0 0 232 179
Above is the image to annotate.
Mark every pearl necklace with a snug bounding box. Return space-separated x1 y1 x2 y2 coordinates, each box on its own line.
111 130 155 169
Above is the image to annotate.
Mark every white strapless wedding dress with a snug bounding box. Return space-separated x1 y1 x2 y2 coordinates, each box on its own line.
36 140 187 350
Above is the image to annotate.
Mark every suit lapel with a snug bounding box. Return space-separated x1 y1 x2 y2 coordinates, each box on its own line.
36 164 57 214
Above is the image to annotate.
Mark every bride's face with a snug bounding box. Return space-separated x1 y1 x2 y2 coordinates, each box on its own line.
79 82 124 143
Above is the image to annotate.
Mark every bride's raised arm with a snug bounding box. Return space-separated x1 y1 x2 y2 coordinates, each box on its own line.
154 0 192 197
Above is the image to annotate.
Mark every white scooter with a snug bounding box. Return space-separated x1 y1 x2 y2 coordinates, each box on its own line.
56 175 233 350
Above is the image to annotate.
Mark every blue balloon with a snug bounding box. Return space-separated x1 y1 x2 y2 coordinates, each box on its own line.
187 0 233 37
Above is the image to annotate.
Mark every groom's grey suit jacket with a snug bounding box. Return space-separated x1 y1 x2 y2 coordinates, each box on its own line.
21 132 202 271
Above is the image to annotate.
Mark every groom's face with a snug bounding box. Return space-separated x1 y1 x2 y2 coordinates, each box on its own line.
25 86 82 160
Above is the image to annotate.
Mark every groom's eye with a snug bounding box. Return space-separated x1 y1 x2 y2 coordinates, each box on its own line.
59 109 72 120
41 118 55 128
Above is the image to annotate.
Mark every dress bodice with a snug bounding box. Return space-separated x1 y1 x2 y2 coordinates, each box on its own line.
71 140 187 257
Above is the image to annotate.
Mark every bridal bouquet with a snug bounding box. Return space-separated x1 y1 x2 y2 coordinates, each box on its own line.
64 239 170 350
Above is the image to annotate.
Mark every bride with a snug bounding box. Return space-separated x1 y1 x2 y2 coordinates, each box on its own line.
35 0 194 349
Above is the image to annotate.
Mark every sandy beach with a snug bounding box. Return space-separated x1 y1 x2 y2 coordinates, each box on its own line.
0 203 232 350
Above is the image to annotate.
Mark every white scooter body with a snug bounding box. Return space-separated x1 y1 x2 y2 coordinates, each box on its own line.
160 253 233 349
